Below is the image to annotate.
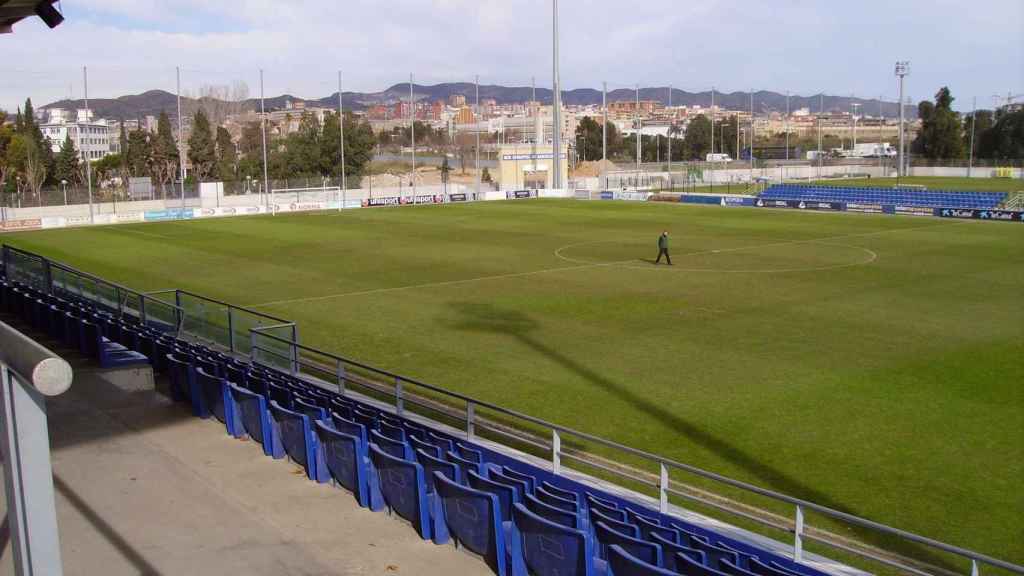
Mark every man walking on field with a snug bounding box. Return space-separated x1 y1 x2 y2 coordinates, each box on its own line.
655 231 672 265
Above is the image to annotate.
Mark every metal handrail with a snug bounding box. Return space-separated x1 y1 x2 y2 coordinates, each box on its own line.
249 330 1023 575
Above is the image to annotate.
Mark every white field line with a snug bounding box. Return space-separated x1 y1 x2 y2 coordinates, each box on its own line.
247 221 959 309
106 227 175 240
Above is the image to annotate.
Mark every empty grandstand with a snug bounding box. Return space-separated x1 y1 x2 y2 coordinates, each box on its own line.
760 185 1007 209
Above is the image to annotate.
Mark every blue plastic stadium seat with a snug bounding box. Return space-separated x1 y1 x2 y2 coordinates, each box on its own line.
721 559 765 576
196 366 236 435
500 467 537 494
293 395 327 423
536 486 579 514
371 429 413 460
446 450 484 478
425 431 455 454
488 469 531 501
510 502 607 576
677 552 732 576
433 471 513 574
587 497 627 522
456 442 484 464
269 400 319 481
590 507 638 539
633 514 679 545
650 532 706 572
379 420 407 442
468 469 520 524
607 544 676 576
540 481 579 504
411 435 442 459
416 448 461 493
593 520 661 565
314 420 383 510
228 383 276 456
690 538 741 571
369 443 433 540
524 492 583 531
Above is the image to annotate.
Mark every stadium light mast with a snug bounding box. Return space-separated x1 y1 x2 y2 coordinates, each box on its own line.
635 84 641 177
176 66 186 218
710 87 714 193
895 61 909 179
851 102 861 149
785 91 790 162
410 73 416 200
338 70 346 211
968 96 977 177
551 0 562 190
749 90 754 186
667 84 673 176
817 93 823 179
83 66 93 224
260 69 270 215
475 74 480 196
602 81 607 188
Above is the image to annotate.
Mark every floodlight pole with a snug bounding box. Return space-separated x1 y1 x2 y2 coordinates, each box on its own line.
176 66 185 218
895 61 909 180
260 69 271 215
635 84 641 177
475 74 480 197
968 96 976 178
817 94 823 179
710 87 714 193
785 91 790 162
749 90 754 186
410 73 417 201
602 81 607 189
338 70 346 211
668 84 673 177
551 0 562 191
83 66 93 224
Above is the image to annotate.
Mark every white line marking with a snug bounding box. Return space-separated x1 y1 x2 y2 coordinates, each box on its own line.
108 227 174 239
247 221 956 309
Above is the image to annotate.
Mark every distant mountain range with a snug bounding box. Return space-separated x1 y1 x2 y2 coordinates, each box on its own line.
41 83 911 121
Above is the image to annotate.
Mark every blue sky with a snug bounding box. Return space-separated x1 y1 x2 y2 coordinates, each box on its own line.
3 0 1021 113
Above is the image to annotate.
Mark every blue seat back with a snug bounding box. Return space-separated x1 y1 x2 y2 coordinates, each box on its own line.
651 532 706 572
369 443 431 540
270 400 313 474
501 466 537 494
229 383 267 447
370 429 409 460
536 486 578 513
690 536 740 571
467 469 518 522
634 514 678 545
722 559 764 576
410 435 441 459
748 558 796 576
379 420 407 442
608 544 677 576
512 503 596 576
293 395 327 422
590 507 638 538
315 421 367 506
331 413 367 447
594 520 661 565
195 366 225 422
678 552 732 576
455 442 483 463
540 481 579 503
415 448 460 493
524 492 581 530
446 450 481 477
488 469 530 501
434 472 507 576
426 431 455 454
267 383 292 410
586 496 626 522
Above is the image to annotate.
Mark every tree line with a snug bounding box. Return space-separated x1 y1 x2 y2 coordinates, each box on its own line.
0 98 378 201
914 87 1023 161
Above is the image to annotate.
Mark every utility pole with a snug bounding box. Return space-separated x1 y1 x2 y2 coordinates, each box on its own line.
895 61 909 179
83 66 93 224
260 69 270 214
338 71 346 211
176 66 185 217
551 0 562 190
968 96 977 177
851 102 861 149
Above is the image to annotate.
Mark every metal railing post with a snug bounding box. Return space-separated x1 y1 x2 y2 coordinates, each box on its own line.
249 331 258 363
139 295 147 326
659 463 669 513
227 307 235 354
395 377 404 416
466 401 475 440
794 504 805 563
552 429 561 474
972 560 979 576
336 358 346 395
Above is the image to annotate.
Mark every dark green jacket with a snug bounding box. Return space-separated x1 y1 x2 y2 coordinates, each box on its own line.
658 235 669 250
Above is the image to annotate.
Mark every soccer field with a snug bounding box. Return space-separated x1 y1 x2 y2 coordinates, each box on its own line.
5 200 1022 564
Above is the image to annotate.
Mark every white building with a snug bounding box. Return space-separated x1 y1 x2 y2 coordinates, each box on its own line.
40 108 116 160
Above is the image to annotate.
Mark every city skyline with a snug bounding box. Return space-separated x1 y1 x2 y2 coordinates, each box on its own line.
2 0 1021 114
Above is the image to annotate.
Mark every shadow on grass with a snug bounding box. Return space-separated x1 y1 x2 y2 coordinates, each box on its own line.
446 301 958 572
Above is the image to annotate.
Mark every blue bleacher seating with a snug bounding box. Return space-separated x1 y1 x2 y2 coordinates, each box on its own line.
689 537 741 572
524 492 583 531
314 420 382 509
467 469 519 524
411 435 442 459
607 544 676 576
415 448 461 493
269 400 319 481
500 466 537 494
511 503 607 576
593 520 661 565
370 428 412 460
650 532 706 572
759 184 1006 210
369 443 433 540
433 471 512 575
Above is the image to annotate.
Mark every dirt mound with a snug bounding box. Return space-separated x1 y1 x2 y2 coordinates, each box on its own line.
573 159 618 177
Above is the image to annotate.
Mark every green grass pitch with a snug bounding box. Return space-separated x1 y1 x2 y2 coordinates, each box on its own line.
5 199 1022 564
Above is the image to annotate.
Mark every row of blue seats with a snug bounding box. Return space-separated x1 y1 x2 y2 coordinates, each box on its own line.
762 186 1006 209
765 185 1005 199
1 278 830 576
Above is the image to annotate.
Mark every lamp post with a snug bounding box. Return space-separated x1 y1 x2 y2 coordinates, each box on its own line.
894 61 910 179
61 180 68 206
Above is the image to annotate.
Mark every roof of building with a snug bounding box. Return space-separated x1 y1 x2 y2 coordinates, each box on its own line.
1 0 62 33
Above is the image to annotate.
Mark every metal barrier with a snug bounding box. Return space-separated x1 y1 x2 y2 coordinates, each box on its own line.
4 244 1021 576
0 319 73 576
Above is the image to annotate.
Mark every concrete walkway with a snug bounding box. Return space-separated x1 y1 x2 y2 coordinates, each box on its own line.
0 351 490 575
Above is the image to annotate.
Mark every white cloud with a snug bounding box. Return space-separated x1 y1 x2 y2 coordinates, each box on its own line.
2 0 1020 112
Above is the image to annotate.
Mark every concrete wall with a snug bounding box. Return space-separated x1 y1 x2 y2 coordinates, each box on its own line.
909 166 1023 179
